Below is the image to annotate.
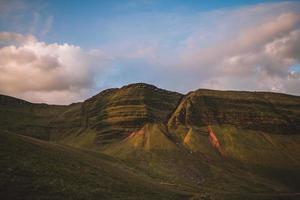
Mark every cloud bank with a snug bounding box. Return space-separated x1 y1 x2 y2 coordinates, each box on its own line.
0 32 107 104
177 12 300 93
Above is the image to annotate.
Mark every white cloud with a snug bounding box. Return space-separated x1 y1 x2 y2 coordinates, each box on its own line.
0 32 107 104
129 3 300 95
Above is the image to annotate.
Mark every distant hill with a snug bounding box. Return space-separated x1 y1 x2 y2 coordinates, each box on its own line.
1 83 300 199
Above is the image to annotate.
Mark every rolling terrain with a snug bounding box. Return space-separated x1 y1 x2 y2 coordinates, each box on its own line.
0 131 189 200
1 83 300 199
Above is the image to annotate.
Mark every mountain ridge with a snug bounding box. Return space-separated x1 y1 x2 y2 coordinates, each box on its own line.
1 83 300 199
3 82 300 106
1 82 300 141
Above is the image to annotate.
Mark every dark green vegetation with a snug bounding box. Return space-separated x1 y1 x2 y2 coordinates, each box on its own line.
1 83 300 199
0 131 189 200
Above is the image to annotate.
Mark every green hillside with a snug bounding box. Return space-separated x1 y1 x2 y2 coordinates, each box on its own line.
168 89 300 134
103 123 300 199
0 131 190 200
1 83 300 199
82 83 182 144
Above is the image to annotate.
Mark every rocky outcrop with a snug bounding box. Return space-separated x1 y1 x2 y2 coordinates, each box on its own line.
168 89 300 134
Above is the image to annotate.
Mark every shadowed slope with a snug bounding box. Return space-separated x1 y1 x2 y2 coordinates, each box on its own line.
0 131 190 200
0 94 75 140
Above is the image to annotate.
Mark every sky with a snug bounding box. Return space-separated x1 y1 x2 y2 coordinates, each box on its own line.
0 0 300 104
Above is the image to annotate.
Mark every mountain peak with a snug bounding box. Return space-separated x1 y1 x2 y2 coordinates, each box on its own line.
121 82 158 90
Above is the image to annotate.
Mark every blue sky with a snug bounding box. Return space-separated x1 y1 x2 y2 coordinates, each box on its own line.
0 0 294 47
0 0 300 104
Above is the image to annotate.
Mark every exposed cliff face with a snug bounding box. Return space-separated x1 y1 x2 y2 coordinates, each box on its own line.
168 89 300 134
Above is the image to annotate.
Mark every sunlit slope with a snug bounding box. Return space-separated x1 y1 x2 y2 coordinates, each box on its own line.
165 89 300 190
0 131 190 200
2 84 299 146
0 83 182 145
100 88 300 198
82 83 182 144
57 83 182 147
103 123 300 200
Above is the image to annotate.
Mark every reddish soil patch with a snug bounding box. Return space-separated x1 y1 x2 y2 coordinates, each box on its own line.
128 128 145 138
207 126 226 157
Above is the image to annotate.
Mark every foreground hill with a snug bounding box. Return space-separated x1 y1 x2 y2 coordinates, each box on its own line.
0 131 189 199
1 83 300 199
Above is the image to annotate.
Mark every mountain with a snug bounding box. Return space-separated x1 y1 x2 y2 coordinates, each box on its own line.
1 83 300 200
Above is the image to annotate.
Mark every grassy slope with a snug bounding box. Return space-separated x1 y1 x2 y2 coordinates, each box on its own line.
100 88 300 199
168 89 300 134
1 85 300 199
0 94 83 140
0 83 182 146
103 123 300 200
0 131 190 200
82 83 183 145
211 124 300 189
159 89 300 198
